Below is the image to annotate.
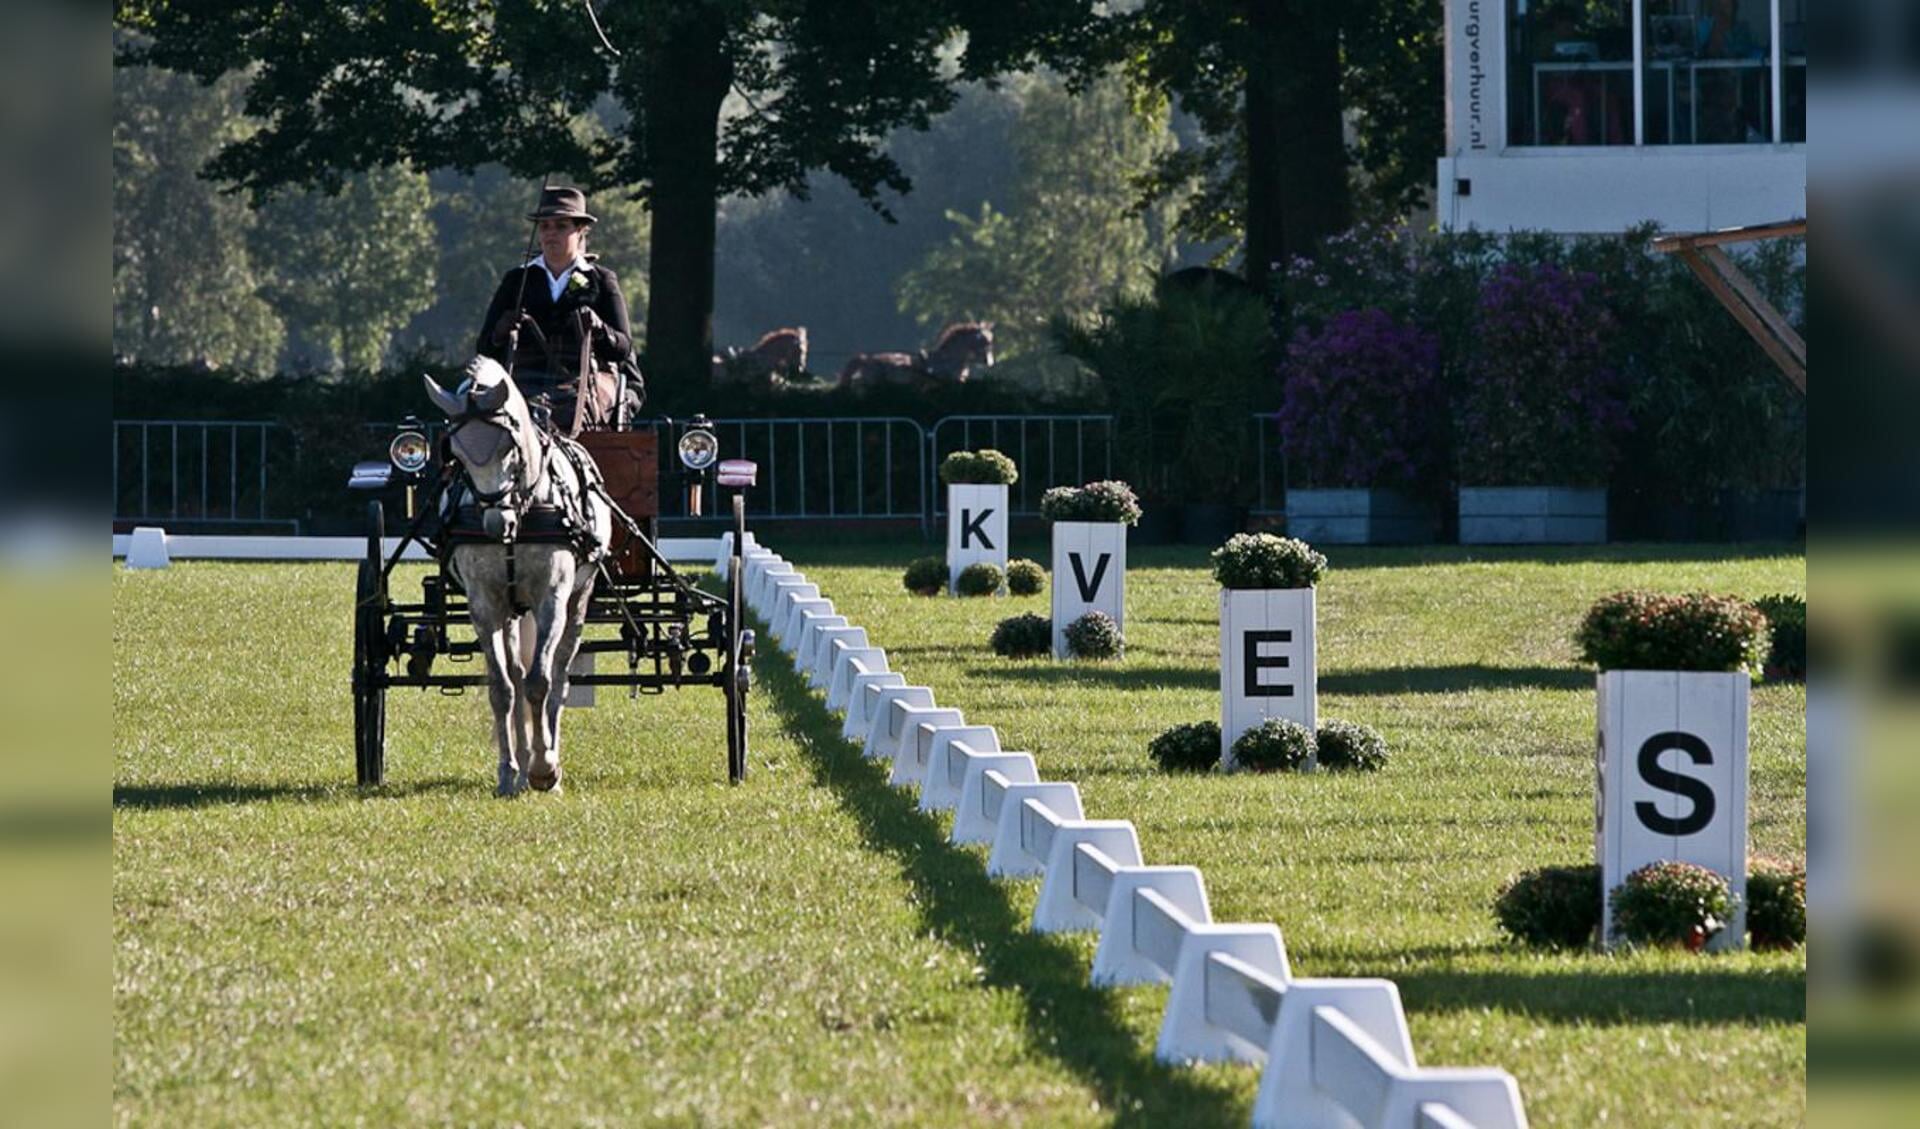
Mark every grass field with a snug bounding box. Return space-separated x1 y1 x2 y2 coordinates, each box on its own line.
114 540 1804 1126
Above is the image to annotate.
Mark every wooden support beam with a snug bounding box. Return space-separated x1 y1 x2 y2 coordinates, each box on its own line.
1653 220 1807 395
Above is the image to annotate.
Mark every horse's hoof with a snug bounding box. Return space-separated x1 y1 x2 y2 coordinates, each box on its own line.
528 767 562 793
496 772 525 798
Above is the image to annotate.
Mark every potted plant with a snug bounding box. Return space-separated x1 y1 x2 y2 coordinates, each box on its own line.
1456 263 1630 544
1276 308 1444 544
1041 480 1141 658
1211 533 1326 766
1577 590 1770 950
940 448 1016 594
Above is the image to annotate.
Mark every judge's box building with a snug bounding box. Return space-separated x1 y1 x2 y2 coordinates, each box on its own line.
1438 0 1805 232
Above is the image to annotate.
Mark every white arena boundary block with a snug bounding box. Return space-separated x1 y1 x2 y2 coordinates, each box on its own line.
125 526 170 569
1249 977 1413 1128
744 557 792 610
985 784 1083 877
886 708 967 787
755 573 811 620
795 619 853 685
1090 867 1213 987
859 686 936 760
713 531 756 576
827 646 888 714
816 630 876 694
840 670 905 741
918 728 1002 812
1155 907 1292 1064
1255 1001 1528 1129
771 590 827 646
740 548 782 591
1033 828 1143 934
952 756 1039 844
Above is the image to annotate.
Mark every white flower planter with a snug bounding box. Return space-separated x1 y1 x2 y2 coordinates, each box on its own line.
1596 670 1750 950
946 483 1008 594
1459 486 1606 544
1051 521 1127 658
1219 588 1317 767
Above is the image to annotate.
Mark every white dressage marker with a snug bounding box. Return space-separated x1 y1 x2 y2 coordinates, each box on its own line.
827 646 888 714
839 669 905 741
886 708 966 787
1090 867 1213 987
859 686 936 760
952 755 1039 844
1033 827 1143 934
985 784 1083 877
918 727 1001 812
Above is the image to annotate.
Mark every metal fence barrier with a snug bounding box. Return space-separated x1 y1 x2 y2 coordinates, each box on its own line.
112 420 298 532
113 414 1124 536
929 415 1116 518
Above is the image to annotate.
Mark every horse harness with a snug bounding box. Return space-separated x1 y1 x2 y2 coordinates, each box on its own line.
440 408 606 616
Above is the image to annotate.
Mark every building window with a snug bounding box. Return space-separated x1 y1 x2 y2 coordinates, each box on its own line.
1644 0 1773 143
1505 0 1802 147
1508 0 1635 146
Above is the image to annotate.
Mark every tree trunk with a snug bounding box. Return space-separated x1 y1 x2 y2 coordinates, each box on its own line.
641 17 733 390
1243 1 1351 293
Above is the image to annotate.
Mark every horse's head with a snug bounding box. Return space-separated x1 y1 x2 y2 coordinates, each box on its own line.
424 357 541 534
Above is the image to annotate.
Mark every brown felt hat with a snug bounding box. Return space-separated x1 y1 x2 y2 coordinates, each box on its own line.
527 186 597 224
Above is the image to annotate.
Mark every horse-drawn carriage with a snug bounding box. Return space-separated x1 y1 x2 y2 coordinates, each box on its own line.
347 366 757 791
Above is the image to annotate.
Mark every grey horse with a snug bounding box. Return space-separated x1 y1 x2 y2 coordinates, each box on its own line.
424 357 613 796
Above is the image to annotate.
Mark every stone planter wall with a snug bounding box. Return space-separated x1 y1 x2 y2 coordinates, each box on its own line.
1286 488 1438 545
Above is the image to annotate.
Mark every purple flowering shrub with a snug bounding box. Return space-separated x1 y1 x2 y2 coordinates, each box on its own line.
1278 308 1442 488
1458 263 1630 485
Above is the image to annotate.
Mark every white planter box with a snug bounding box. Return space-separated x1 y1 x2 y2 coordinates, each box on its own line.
1460 486 1606 544
1050 521 1127 658
946 483 1008 594
1596 670 1750 950
1219 588 1317 767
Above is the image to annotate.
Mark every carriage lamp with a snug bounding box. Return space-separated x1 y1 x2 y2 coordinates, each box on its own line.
389 427 432 475
677 420 719 471
678 415 719 517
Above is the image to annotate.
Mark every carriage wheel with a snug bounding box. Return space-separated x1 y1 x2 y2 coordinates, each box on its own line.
725 494 749 784
353 500 389 786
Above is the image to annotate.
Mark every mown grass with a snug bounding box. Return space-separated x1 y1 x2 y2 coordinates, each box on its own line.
114 541 1804 1126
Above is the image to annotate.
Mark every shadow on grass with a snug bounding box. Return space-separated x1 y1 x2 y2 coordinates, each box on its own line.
963 664 1217 692
755 653 1246 1128
1392 964 1806 1027
1320 665 1591 695
113 777 472 810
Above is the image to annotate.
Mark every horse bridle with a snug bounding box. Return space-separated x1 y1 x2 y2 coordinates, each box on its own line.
443 406 556 616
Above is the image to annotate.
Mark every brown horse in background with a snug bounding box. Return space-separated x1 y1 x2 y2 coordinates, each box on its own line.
838 322 994 390
713 326 809 387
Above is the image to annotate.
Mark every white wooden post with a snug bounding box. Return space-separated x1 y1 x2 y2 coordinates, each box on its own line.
1050 521 1127 658
1219 588 1318 765
1597 670 1751 949
946 483 1008 593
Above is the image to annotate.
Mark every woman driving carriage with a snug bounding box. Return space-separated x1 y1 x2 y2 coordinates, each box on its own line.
475 186 641 429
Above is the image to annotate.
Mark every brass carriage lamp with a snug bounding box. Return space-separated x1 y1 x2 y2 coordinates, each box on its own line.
388 416 432 518
677 414 720 516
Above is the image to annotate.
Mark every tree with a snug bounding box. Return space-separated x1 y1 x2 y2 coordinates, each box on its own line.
251 170 436 373
1088 0 1442 288
894 72 1177 358
112 58 284 371
114 1 1101 386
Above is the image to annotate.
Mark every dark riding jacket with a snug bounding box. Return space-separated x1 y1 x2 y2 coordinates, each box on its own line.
476 257 637 382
